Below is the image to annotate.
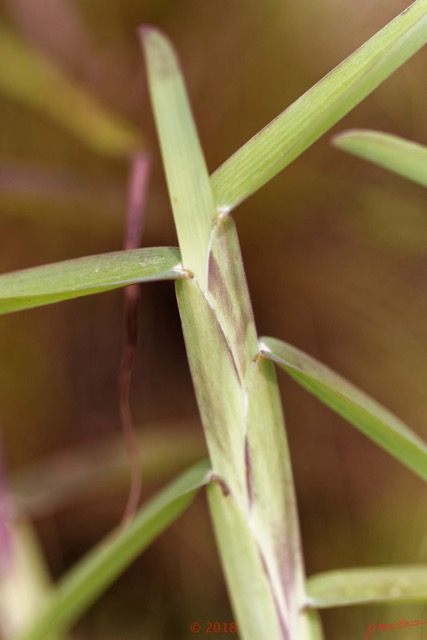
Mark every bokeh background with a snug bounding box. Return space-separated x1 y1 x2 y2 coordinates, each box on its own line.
0 0 426 638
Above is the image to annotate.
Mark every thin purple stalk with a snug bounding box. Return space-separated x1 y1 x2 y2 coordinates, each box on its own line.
119 152 150 527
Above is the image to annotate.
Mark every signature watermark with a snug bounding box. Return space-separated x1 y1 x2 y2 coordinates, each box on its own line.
365 617 426 638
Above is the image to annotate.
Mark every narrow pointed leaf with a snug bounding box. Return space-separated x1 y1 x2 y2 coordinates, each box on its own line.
307 565 427 608
333 130 427 187
142 28 316 638
260 337 427 483
0 26 141 157
0 247 183 315
211 0 427 213
140 28 217 290
12 460 211 640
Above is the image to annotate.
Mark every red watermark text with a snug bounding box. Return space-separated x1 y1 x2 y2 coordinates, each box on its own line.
365 617 426 638
190 622 237 634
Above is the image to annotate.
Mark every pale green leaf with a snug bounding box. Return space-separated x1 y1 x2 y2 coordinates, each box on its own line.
12 460 211 640
307 565 427 608
245 355 308 637
209 483 324 640
260 337 427 483
211 0 427 213
0 26 141 157
141 28 314 637
207 483 286 640
140 28 216 290
206 217 259 381
176 277 247 505
0 247 183 315
177 219 311 638
333 129 427 187
300 611 325 640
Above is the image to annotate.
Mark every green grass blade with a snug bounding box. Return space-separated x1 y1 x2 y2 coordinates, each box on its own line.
12 460 211 640
142 28 319 638
177 221 313 639
245 355 307 636
207 483 286 640
307 565 427 608
260 337 427 483
211 0 427 213
176 277 248 504
177 277 290 640
301 611 325 640
206 218 259 381
333 130 427 187
140 28 216 291
0 26 141 157
0 247 183 315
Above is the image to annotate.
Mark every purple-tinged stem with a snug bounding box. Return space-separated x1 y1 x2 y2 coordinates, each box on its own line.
119 152 151 526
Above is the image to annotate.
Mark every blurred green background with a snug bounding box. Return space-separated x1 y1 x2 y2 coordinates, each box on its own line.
0 0 426 638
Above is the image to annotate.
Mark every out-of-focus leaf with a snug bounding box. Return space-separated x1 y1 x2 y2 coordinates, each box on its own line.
0 247 183 315
0 518 57 640
333 129 427 187
13 460 211 640
210 0 427 213
260 337 427 483
11 421 206 517
0 26 141 157
0 163 125 231
140 27 216 291
307 565 427 607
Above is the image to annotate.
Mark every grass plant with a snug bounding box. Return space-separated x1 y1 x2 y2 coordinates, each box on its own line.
0 2 427 639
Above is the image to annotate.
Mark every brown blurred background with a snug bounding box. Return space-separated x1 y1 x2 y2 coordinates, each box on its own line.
0 0 426 638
